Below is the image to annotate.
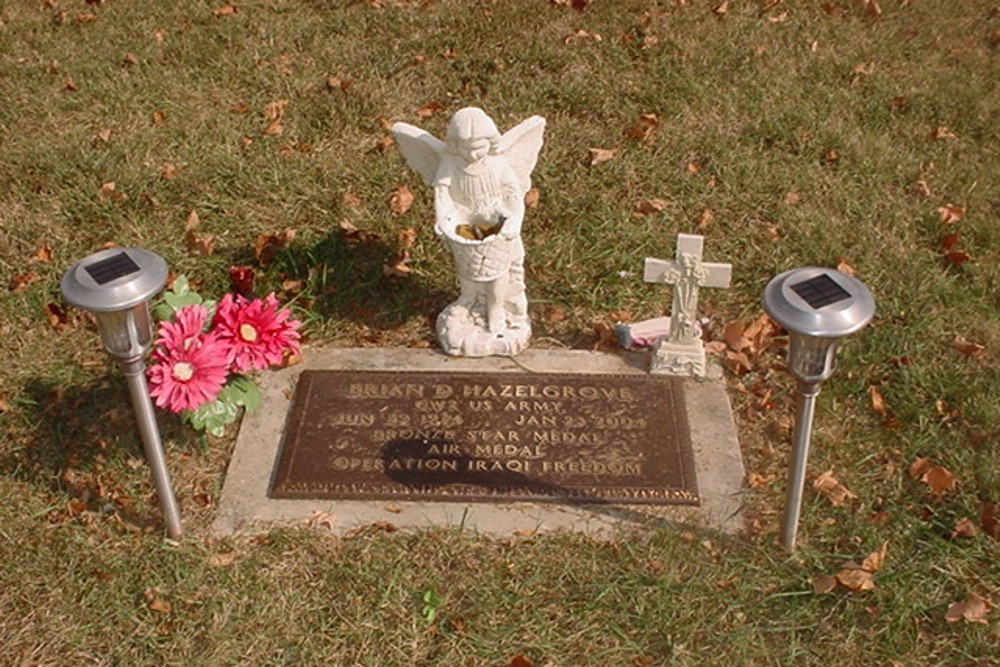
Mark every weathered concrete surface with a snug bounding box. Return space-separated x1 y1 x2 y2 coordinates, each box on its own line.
213 347 745 537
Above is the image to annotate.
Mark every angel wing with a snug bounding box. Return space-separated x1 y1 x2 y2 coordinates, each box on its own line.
391 122 446 186
496 116 546 193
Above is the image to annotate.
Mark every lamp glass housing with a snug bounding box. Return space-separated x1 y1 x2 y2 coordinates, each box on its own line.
94 302 154 360
788 333 841 384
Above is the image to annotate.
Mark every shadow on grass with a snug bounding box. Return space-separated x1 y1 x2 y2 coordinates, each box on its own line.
229 229 454 334
1 375 194 530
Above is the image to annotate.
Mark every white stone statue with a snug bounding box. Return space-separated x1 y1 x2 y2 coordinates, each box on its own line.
393 108 546 356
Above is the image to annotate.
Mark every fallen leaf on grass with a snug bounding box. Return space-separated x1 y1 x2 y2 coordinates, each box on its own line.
45 303 70 330
813 574 838 594
97 181 127 202
712 1 729 15
144 589 172 614
254 229 295 268
909 458 956 495
859 0 882 19
951 517 978 539
34 243 53 263
836 567 876 592
184 209 200 230
623 113 660 142
390 185 414 215
213 5 238 16
929 126 957 141
415 101 444 118
9 273 42 293
509 655 533 667
869 385 888 416
524 187 540 208
397 227 418 248
836 258 856 276
945 593 991 624
383 250 413 277
937 204 965 225
207 551 237 567
632 198 669 216
339 219 379 243
696 208 714 228
588 148 616 165
813 470 857 507
262 99 288 136
151 110 166 126
861 541 889 573
950 335 984 357
185 229 215 256
981 502 998 540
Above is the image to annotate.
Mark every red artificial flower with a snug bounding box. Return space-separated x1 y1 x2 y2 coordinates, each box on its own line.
147 305 230 412
212 293 301 373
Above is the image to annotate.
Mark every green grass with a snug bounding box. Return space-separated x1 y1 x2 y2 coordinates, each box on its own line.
1 1 998 665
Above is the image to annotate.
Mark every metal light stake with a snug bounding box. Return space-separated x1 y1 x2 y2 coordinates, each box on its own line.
61 248 182 539
762 268 875 551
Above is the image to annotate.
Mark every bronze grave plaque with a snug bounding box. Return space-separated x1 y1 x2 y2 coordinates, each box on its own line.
269 370 698 505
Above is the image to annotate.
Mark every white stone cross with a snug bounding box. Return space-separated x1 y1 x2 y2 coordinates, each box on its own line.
644 233 731 376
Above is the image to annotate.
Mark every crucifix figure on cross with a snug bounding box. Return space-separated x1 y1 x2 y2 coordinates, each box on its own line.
644 233 732 376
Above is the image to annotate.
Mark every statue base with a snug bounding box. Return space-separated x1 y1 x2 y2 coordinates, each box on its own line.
436 303 531 357
649 339 707 377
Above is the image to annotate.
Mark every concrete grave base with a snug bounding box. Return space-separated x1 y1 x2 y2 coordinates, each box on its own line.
212 347 745 537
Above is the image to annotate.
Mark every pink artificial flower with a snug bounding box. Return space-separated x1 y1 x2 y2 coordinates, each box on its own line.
212 293 301 373
147 304 230 413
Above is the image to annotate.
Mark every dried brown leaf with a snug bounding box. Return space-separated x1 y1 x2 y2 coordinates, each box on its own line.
151 110 165 126
207 551 238 567
951 335 984 357
588 148 616 166
632 198 669 216
98 182 127 202
868 385 888 416
951 517 978 539
836 258 856 276
929 126 957 141
981 502 998 540
813 469 858 507
416 101 444 118
861 541 889 573
383 250 413 277
9 273 42 293
723 320 749 352
184 209 200 230
397 227 418 248
937 204 965 225
524 187 540 209
144 589 172 614
390 185 414 215
185 229 215 257
254 229 296 267
836 567 876 592
213 6 238 17
813 575 838 594
623 113 660 142
921 464 956 495
34 243 53 263
696 208 715 229
944 593 991 624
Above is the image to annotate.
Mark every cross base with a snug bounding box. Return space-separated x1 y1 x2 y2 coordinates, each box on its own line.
649 339 708 377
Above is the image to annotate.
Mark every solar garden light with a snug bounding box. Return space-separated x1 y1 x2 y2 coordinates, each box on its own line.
60 248 182 539
762 268 875 551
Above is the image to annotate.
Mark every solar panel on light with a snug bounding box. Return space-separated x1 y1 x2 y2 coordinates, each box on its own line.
84 251 141 285
790 274 851 310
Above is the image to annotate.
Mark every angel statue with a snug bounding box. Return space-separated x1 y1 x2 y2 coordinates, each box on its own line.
392 107 546 356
